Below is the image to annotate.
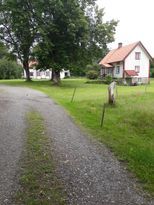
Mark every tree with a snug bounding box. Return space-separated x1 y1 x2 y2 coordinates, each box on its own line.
0 0 118 83
150 58 154 68
0 42 16 60
0 0 37 81
0 42 8 59
0 59 22 79
33 0 117 83
32 0 89 84
85 5 118 63
69 3 118 72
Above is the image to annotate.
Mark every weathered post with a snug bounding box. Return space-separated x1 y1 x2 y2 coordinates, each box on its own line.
108 81 117 104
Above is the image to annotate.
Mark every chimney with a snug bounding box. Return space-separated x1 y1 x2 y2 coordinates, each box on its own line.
118 42 122 49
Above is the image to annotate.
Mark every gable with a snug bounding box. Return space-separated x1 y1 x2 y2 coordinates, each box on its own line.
99 42 139 66
99 41 152 68
125 44 150 63
125 42 152 62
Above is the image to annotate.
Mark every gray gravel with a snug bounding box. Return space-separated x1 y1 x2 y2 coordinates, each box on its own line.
0 85 153 205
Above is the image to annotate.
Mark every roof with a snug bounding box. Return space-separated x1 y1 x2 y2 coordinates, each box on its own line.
29 60 38 68
125 70 138 76
103 63 113 68
99 41 152 68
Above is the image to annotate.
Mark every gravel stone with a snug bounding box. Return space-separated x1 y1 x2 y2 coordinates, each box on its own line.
0 85 153 205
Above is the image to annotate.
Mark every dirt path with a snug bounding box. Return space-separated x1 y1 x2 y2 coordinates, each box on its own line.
0 85 153 205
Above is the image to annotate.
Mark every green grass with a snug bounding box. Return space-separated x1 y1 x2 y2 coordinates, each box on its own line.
14 111 66 205
1 78 154 195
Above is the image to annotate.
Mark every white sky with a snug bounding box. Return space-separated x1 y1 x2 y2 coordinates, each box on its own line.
97 0 154 56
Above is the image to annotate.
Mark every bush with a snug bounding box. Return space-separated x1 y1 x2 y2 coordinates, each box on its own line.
63 75 70 79
150 69 154 78
70 66 86 76
86 63 100 72
86 70 98 80
104 75 113 84
0 59 22 79
85 80 104 84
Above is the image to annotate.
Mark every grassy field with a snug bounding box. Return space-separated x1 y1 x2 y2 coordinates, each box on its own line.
1 78 154 195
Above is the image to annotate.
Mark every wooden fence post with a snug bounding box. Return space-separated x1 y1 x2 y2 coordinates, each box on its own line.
100 103 106 127
71 87 77 102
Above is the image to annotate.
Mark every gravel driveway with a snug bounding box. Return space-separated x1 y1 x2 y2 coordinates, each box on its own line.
0 85 153 205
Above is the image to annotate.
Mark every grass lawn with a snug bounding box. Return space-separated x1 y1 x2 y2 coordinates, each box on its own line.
1 78 154 195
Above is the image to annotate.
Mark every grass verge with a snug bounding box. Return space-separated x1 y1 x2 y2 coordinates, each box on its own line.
14 111 66 205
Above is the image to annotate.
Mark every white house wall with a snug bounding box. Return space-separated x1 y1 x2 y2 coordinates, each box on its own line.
24 69 70 79
60 70 70 78
125 45 150 78
113 62 123 78
29 69 51 79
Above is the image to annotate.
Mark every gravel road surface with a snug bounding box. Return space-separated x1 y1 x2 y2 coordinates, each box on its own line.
0 85 153 205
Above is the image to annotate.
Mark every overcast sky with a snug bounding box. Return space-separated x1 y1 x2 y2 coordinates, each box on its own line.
97 0 154 56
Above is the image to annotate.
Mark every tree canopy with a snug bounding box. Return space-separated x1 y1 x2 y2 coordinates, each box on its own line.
0 0 118 83
0 0 38 80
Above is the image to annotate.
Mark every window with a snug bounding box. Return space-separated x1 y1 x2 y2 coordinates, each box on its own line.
135 66 140 73
37 71 40 76
135 52 141 60
116 66 120 74
30 72 33 77
46 71 50 76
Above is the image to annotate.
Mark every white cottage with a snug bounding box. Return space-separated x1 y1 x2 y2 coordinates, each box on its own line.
27 68 70 80
99 41 152 84
23 60 70 79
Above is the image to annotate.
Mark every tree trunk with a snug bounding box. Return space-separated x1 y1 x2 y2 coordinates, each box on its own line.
23 60 31 81
52 69 61 85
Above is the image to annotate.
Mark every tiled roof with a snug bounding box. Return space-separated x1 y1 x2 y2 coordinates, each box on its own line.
125 70 138 76
99 42 140 67
103 63 113 68
29 60 38 68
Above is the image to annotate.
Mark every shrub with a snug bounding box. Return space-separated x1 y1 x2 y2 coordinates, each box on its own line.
86 70 98 79
104 75 113 84
86 63 100 72
150 69 154 78
0 59 22 79
85 80 104 84
63 75 70 79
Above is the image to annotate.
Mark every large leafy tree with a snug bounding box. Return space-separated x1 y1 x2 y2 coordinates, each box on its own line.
0 0 118 83
32 0 89 84
0 0 37 81
86 5 118 61
33 0 118 82
0 42 16 60
0 42 8 59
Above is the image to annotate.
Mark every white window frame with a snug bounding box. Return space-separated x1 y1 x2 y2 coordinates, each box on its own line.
30 72 33 77
37 71 40 76
135 52 141 60
116 65 120 74
135 66 140 73
46 71 50 76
